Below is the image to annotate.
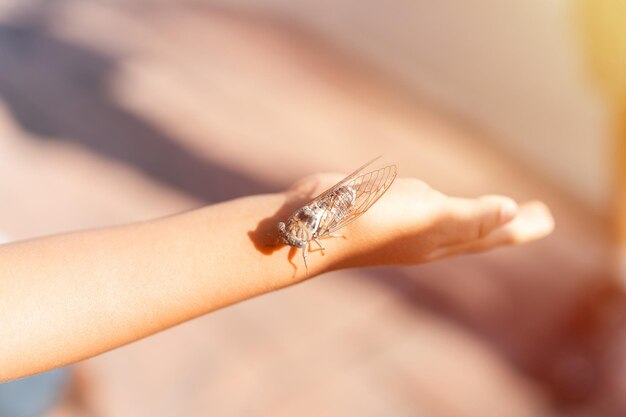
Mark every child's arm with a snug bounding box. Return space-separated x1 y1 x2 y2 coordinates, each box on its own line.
0 175 553 382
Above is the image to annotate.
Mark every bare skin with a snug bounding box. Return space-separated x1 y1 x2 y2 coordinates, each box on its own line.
0 174 554 382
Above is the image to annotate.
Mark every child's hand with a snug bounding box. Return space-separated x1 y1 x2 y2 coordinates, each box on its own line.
287 174 554 270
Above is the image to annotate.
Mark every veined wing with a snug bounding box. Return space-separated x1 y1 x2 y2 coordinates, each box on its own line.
316 163 397 236
304 156 382 206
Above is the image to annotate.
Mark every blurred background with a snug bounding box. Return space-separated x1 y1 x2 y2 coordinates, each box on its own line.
0 0 624 416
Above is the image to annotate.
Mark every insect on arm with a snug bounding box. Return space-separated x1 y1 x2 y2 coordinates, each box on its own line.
277 157 397 274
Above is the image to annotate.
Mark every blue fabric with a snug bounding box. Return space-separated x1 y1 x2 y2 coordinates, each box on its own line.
0 368 69 417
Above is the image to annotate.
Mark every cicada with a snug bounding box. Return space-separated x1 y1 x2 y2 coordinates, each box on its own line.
278 157 397 273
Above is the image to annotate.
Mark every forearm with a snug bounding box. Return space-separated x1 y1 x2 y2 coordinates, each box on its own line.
0 192 323 381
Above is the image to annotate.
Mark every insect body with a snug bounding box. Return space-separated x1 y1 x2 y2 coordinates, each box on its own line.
278 185 356 249
278 157 397 274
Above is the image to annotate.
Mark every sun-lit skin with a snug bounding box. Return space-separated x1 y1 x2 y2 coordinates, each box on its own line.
0 173 553 382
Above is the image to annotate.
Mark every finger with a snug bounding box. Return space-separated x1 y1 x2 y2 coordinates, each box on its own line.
437 195 519 246
427 200 554 261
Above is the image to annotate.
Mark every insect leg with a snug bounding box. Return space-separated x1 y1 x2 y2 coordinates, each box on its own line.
313 238 325 252
302 244 309 275
319 233 346 240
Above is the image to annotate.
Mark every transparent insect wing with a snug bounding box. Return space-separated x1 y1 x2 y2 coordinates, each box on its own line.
317 164 397 236
303 156 383 206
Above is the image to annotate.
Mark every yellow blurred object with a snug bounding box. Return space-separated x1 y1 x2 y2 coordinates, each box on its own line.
577 0 626 101
577 0 626 274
